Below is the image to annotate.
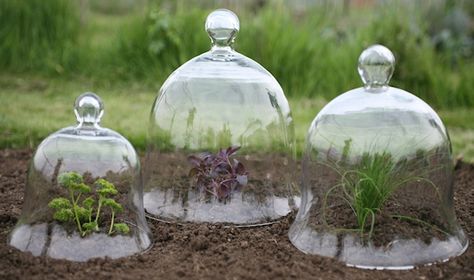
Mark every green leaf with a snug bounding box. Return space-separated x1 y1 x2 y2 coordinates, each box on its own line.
114 223 130 234
95 178 118 196
48 197 71 209
74 205 90 222
53 208 74 222
95 178 114 189
82 221 98 232
102 198 123 212
57 172 83 188
82 196 95 209
71 183 91 193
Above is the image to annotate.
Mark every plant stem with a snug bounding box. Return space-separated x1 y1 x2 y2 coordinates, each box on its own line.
367 210 375 239
70 189 83 235
95 196 103 224
75 193 81 205
108 210 115 235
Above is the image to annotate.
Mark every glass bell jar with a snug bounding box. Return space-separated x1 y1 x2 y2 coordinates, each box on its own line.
8 93 152 261
288 45 468 269
144 9 299 225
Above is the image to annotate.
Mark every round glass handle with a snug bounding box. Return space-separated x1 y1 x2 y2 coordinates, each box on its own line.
358 44 395 90
74 92 104 127
205 9 240 48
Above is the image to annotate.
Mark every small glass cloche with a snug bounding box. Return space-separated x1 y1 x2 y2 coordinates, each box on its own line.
144 9 299 225
288 45 468 269
8 93 152 262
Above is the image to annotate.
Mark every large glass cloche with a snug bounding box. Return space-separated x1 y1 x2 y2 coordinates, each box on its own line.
144 9 299 225
8 93 152 261
288 45 468 269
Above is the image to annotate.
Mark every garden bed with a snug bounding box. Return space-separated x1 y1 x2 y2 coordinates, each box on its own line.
0 149 472 279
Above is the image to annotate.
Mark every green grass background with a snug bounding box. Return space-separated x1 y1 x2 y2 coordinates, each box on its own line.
0 0 473 161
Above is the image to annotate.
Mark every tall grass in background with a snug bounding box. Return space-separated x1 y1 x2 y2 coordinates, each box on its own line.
356 2 474 108
0 0 81 74
238 3 362 100
1 0 473 109
237 1 474 108
76 0 474 108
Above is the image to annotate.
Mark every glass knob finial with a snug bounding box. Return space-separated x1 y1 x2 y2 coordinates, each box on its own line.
205 9 239 47
74 92 104 126
358 44 395 89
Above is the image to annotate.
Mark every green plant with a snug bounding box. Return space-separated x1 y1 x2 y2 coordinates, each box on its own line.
322 151 440 239
48 172 130 237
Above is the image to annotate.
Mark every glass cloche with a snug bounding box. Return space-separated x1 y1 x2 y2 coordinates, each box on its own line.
288 45 468 269
143 9 299 225
8 93 152 261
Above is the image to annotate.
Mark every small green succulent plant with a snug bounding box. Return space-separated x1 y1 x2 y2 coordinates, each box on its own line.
48 172 130 237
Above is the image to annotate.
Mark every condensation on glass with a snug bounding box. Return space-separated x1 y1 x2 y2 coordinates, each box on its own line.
144 9 299 225
9 93 152 262
289 45 468 269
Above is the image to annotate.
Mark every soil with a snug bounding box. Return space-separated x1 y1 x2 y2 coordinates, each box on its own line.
0 149 473 279
304 154 458 248
144 151 297 199
143 151 298 223
309 176 451 247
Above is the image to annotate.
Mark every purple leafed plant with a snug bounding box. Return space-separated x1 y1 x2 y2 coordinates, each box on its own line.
188 146 248 201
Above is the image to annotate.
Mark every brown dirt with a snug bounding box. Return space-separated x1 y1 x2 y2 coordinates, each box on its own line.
305 153 458 247
144 151 297 201
310 172 451 247
0 149 473 279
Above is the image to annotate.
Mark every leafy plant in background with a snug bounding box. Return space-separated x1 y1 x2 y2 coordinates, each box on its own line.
322 151 441 239
48 172 130 237
188 146 248 201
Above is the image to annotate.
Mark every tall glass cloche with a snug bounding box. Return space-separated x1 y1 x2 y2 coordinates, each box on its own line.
9 93 152 262
144 9 298 225
288 45 468 269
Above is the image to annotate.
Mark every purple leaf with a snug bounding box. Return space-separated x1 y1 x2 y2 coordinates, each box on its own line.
227 146 240 156
188 146 247 200
201 153 212 160
217 183 231 199
188 155 202 166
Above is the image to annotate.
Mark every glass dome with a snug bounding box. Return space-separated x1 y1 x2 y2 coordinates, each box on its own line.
143 9 299 225
288 45 468 269
8 93 152 262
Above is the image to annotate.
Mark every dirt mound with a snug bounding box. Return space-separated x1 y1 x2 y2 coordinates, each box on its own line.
0 149 472 279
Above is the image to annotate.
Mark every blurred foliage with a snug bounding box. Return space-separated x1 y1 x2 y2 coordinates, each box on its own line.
0 0 80 73
0 0 473 109
89 0 145 15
